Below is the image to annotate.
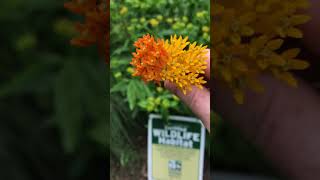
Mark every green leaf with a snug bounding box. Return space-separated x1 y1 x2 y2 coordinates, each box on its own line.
89 122 108 147
54 59 108 152
78 60 108 147
160 108 169 122
111 80 128 93
127 80 137 110
0 60 58 97
111 39 130 56
135 80 152 98
126 79 153 110
137 100 148 109
170 101 178 107
54 60 83 153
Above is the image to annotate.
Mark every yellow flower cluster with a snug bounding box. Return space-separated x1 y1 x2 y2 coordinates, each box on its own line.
213 0 311 104
131 34 207 95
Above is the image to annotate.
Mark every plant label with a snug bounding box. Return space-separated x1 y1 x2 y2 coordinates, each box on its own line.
148 114 206 180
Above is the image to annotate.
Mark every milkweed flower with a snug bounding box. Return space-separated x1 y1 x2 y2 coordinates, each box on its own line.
131 34 169 83
213 0 311 104
131 34 208 95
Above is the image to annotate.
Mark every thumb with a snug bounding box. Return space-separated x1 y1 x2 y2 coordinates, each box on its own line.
164 81 210 132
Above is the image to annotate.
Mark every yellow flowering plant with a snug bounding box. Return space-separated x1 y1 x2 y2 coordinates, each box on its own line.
213 0 311 104
131 34 208 95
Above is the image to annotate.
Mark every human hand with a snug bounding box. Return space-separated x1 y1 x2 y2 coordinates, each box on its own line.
214 1 320 178
165 49 210 132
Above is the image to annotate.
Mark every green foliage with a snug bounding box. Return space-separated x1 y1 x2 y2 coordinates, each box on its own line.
126 79 151 110
15 33 37 52
54 59 107 153
110 0 210 166
110 92 140 166
110 0 210 55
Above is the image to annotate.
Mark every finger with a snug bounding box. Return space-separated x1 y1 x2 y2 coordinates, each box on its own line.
300 0 320 55
214 75 320 178
165 81 210 132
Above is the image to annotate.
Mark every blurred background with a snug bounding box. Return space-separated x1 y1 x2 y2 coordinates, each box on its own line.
212 0 320 179
109 0 210 179
0 0 107 179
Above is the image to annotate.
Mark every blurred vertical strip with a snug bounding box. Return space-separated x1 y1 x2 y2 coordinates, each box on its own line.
210 3 213 121
106 0 111 178
210 0 213 180
106 0 110 63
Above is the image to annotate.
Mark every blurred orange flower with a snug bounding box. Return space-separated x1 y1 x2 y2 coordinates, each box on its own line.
64 0 109 62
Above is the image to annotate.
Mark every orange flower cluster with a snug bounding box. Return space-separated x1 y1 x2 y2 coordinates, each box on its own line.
131 34 169 83
131 34 208 94
64 0 109 62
